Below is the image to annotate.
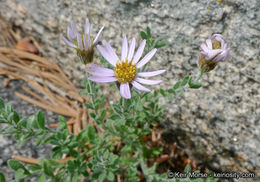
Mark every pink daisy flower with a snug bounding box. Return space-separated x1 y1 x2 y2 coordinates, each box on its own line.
86 36 166 99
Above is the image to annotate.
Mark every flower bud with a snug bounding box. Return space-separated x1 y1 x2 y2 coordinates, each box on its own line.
61 18 104 64
199 34 230 72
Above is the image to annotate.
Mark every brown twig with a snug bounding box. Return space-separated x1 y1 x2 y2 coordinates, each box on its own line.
82 109 88 129
15 92 76 117
12 155 73 165
49 119 75 127
21 86 52 106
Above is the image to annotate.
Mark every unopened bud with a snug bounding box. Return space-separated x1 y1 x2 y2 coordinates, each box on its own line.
61 18 104 65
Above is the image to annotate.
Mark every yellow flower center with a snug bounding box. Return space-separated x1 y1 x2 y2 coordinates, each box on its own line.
212 40 221 49
115 58 137 83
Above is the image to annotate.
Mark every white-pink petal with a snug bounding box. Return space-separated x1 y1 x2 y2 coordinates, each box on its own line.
77 34 83 50
87 35 91 50
86 64 115 76
206 39 212 49
133 40 146 64
120 82 131 99
222 42 228 49
136 48 157 69
121 36 128 62
137 70 166 77
93 26 104 45
131 80 150 92
204 49 222 60
97 45 116 67
83 35 89 51
213 53 225 63
67 27 74 41
61 34 77 48
135 77 162 85
71 21 78 35
127 38 136 61
84 18 90 35
105 42 119 61
213 49 229 62
88 76 117 83
212 34 223 41
200 43 208 52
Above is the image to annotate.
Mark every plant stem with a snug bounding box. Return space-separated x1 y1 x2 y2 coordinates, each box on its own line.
87 77 93 95
87 77 97 115
195 68 204 83
122 98 125 112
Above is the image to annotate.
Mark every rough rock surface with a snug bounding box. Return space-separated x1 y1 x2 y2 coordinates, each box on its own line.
0 0 259 181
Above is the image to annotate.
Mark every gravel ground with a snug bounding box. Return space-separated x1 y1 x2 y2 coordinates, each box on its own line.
0 0 259 181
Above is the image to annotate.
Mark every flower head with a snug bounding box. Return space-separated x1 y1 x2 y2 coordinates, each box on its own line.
61 18 104 64
199 34 230 72
86 36 166 99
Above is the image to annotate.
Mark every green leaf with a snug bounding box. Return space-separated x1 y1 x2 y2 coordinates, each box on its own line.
154 90 158 98
57 116 67 131
37 111 45 129
109 114 121 120
146 27 151 38
13 111 20 124
47 159 63 168
121 145 132 155
184 164 191 173
8 160 30 176
90 112 96 119
3 126 15 133
140 31 147 40
112 104 121 114
168 88 175 94
26 116 34 129
5 104 12 114
85 103 94 110
35 134 45 146
7 113 14 123
0 98 5 109
154 40 169 48
173 81 181 90
43 161 53 177
18 135 30 148
71 175 79 182
87 125 96 143
15 168 24 180
79 89 88 95
0 119 7 124
99 109 106 121
160 89 166 96
91 172 99 180
107 171 114 181
0 172 6 182
98 171 106 182
188 77 202 89
38 173 46 182
152 37 163 47
181 75 190 86
8 160 25 171
58 115 66 123
28 165 41 171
